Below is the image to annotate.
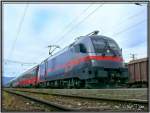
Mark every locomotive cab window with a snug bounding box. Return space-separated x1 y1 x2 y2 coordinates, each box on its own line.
79 44 87 53
74 43 87 53
92 38 106 53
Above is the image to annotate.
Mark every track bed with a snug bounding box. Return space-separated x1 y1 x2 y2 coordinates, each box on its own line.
2 91 63 112
9 88 148 100
3 88 148 112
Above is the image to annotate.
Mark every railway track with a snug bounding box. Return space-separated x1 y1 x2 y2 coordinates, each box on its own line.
10 88 148 104
4 89 80 111
3 88 148 112
2 91 65 112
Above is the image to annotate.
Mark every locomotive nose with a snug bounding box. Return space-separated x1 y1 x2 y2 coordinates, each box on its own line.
90 56 123 69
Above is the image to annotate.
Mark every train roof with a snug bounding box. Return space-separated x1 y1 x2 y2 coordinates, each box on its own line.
10 65 38 81
128 57 148 64
45 36 88 62
18 65 38 76
89 35 116 41
42 34 117 63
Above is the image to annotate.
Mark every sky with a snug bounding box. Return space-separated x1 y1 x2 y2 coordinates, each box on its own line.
3 3 147 77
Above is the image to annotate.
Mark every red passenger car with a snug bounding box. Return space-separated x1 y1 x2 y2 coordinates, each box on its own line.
17 66 39 87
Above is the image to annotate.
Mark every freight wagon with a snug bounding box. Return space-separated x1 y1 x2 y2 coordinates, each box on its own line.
128 58 148 88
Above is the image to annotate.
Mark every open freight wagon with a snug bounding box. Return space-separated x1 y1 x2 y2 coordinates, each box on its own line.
128 58 148 88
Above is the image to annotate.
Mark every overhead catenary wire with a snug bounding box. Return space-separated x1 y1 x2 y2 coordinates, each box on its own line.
4 4 30 77
7 4 29 60
4 59 37 65
29 4 103 59
41 4 93 56
47 4 93 48
103 9 146 35
112 19 146 36
5 4 29 77
111 19 146 61
54 4 104 44
51 4 93 43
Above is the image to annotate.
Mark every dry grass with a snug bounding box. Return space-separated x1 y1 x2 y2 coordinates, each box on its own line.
2 91 62 112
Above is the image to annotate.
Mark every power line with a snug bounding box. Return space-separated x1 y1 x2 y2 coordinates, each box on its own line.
126 10 145 20
50 4 93 44
55 4 93 40
4 59 37 65
7 4 29 60
39 4 103 59
54 4 104 44
112 19 146 36
103 9 145 35
56 4 103 44
33 4 92 59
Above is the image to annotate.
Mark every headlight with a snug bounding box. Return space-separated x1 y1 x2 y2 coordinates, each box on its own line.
91 60 96 63
107 49 110 53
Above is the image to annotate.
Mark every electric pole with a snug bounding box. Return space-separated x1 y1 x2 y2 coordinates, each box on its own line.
130 53 137 61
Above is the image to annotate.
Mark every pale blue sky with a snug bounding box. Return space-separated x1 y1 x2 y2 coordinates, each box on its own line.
3 3 147 77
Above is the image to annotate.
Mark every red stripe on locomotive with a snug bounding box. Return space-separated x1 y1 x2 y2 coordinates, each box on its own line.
47 55 123 73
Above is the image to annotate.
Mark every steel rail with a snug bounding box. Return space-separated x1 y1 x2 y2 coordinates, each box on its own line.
4 89 80 112
9 88 148 105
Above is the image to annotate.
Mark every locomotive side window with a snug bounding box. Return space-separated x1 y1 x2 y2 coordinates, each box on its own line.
74 43 87 53
79 44 87 53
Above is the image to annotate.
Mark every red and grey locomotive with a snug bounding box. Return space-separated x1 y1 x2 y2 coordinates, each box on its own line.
8 31 129 88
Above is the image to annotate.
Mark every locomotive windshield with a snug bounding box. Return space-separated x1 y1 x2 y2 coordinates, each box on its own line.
92 38 105 53
107 40 119 50
91 37 120 53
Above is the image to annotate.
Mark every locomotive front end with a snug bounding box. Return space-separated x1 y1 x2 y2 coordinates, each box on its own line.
85 35 129 88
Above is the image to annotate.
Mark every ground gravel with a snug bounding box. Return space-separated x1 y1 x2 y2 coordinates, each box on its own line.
15 90 148 112
2 91 63 112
